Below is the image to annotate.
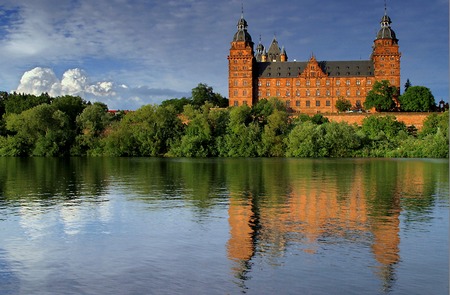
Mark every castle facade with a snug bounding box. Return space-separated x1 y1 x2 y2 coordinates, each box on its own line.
228 9 401 113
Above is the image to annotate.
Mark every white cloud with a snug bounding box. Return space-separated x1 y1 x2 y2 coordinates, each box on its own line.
14 67 190 110
15 67 116 98
16 67 61 96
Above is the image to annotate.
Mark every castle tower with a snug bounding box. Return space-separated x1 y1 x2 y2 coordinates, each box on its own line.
228 12 255 107
371 7 401 95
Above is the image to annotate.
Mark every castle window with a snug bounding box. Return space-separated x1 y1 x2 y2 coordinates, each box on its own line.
234 101 239 106
277 73 281 76
266 81 270 86
326 80 330 85
316 100 320 106
267 73 271 77
326 90 330 96
316 80 320 86
243 90 247 96
243 80 248 86
286 91 290 97
336 90 340 96
276 90 280 96
306 100 311 107
316 90 320 96
234 80 238 86
346 80 350 86
286 81 290 86
346 72 350 76
356 100 361 108
296 80 300 86
326 100 331 106
306 80 310 86
306 90 310 96
258 91 261 97
286 100 290 108
266 91 270 96
356 90 361 96
258 81 262 86
346 90 350 96
367 80 372 85
337 72 340 76
234 90 238 96
296 90 300 96
243 101 247 105
276 80 280 86
296 100 300 106
336 80 341 86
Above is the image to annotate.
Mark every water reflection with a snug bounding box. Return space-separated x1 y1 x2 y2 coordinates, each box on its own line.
225 159 446 292
0 158 447 294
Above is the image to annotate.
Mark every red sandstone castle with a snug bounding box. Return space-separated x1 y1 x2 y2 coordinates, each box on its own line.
228 8 401 113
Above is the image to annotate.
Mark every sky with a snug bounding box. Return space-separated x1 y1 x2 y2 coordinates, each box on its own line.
0 0 448 110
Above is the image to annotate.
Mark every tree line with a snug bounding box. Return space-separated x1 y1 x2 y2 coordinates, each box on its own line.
0 84 447 158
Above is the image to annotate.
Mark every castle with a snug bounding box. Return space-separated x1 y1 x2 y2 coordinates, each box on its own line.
228 7 401 113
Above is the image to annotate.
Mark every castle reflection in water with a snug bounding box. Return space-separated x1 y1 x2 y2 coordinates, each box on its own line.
226 159 436 289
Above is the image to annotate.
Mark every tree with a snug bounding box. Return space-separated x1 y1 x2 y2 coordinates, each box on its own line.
335 97 352 112
160 97 191 113
2 104 71 156
399 86 435 112
191 83 228 108
404 79 412 92
4 92 52 114
364 80 397 111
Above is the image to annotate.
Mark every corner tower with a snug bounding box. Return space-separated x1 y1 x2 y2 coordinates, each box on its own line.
228 13 255 107
371 7 401 94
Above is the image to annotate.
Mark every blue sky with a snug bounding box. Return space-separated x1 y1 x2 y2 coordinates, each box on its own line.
0 0 448 110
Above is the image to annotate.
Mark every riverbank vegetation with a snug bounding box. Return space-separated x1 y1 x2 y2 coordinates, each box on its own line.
0 86 447 158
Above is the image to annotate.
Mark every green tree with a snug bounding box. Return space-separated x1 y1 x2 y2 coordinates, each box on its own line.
102 104 183 157
1 104 71 156
260 108 290 156
160 97 191 113
52 95 87 126
335 97 352 112
364 80 397 111
399 86 435 112
72 103 112 155
168 104 214 157
191 83 228 108
420 111 448 139
222 105 261 157
4 92 52 114
285 121 326 157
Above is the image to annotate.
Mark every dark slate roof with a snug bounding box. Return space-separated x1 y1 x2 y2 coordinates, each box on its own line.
256 60 374 78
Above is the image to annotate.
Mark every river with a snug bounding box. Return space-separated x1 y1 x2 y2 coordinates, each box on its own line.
0 158 448 294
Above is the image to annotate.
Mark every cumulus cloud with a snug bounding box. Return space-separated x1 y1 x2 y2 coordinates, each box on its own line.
15 67 116 98
14 67 190 110
16 67 61 96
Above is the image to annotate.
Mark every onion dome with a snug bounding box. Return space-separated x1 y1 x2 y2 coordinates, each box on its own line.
233 14 252 42
376 12 398 42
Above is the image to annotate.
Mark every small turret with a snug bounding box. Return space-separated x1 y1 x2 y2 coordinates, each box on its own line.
280 46 288 62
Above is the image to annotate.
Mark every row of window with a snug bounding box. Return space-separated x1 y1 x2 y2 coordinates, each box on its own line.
256 79 372 87
233 89 365 97
232 99 360 108
253 89 363 97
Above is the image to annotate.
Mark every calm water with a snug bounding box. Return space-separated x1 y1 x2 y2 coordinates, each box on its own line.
0 158 448 295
